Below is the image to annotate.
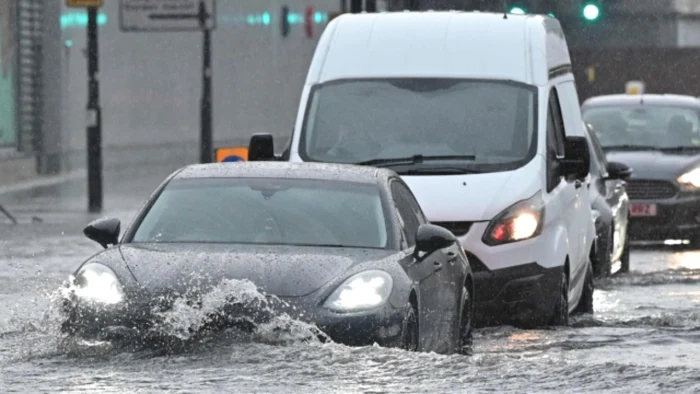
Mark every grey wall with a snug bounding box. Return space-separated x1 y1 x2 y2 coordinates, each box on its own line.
59 0 338 170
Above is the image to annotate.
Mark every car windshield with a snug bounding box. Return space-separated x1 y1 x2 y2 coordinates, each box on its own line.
582 105 700 149
300 78 537 172
131 178 389 249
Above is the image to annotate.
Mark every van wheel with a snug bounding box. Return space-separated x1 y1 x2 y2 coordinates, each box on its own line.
619 232 630 274
573 262 594 315
458 286 473 354
550 271 569 326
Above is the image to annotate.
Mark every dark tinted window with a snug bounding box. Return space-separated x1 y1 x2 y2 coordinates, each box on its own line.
132 178 388 249
391 182 421 247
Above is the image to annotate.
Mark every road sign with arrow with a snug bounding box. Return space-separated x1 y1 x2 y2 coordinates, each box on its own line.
119 0 216 32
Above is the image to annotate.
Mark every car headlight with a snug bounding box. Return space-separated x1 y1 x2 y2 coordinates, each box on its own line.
678 168 700 190
483 192 545 246
324 270 393 312
72 263 125 305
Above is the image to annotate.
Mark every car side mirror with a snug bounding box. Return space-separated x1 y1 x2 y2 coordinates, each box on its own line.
605 161 632 180
414 223 456 256
560 136 590 180
248 133 275 161
83 217 121 249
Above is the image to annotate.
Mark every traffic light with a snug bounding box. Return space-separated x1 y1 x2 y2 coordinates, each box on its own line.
508 1 528 14
582 1 601 21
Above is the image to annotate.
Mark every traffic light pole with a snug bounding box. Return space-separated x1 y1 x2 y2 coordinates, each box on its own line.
199 1 213 164
86 6 103 213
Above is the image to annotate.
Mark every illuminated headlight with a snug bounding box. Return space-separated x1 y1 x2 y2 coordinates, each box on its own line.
678 168 700 190
483 192 545 246
72 263 125 305
324 270 393 312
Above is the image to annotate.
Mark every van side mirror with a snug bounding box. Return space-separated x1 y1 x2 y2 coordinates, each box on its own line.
248 134 275 161
606 161 632 180
560 136 590 180
414 223 456 256
83 218 121 249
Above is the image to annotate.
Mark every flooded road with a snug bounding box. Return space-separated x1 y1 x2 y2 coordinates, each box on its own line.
1 170 699 393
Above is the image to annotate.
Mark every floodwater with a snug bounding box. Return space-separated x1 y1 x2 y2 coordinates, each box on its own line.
1 172 699 393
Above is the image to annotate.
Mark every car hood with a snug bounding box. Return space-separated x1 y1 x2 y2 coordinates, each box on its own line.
606 150 700 179
117 243 395 297
401 158 542 222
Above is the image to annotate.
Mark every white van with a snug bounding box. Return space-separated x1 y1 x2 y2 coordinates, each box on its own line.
248 11 596 327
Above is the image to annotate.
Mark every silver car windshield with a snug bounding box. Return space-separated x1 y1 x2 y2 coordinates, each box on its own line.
299 78 537 172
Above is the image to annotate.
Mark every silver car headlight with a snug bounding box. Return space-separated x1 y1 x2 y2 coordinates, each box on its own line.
678 168 700 190
72 263 125 305
324 270 393 312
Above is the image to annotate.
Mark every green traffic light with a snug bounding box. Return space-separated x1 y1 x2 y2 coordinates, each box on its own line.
583 4 600 20
509 6 526 15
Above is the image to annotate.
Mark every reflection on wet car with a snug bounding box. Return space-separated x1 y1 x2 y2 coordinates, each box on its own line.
60 162 474 354
582 94 700 246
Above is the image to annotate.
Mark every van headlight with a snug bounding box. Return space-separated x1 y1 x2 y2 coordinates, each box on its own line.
72 263 125 305
677 168 700 190
483 192 545 246
324 270 393 312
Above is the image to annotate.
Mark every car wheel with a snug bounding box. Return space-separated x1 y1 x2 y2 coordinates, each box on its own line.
458 286 473 354
549 270 569 326
573 262 594 315
619 231 630 274
594 234 612 278
401 305 419 352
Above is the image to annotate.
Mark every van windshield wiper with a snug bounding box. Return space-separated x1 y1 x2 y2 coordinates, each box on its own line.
602 144 657 151
356 154 476 168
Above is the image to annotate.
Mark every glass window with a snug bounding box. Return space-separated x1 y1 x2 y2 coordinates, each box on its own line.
391 182 421 247
131 178 389 249
549 88 566 157
300 78 537 173
582 105 700 148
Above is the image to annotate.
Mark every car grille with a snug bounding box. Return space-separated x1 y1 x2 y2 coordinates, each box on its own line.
432 221 472 236
625 180 678 200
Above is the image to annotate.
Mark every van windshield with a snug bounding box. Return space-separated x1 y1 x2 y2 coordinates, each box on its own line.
299 78 537 173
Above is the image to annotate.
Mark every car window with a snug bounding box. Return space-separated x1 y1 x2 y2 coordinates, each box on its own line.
131 178 389 249
301 78 537 173
391 181 421 247
394 182 427 225
548 87 566 157
582 105 700 148
586 125 608 175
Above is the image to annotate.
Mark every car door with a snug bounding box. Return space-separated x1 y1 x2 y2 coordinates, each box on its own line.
545 86 581 287
390 179 462 354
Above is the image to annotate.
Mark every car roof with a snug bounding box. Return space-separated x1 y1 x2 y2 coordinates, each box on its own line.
582 94 700 109
173 162 394 185
307 11 569 86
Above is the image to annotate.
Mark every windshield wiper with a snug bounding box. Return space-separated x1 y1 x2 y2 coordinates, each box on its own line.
658 146 700 152
399 167 482 175
356 154 476 168
602 144 658 151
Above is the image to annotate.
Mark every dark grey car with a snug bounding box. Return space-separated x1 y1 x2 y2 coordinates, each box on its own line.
61 162 474 355
582 94 700 247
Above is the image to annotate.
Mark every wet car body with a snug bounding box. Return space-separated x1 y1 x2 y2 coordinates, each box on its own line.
582 94 700 245
583 122 632 276
61 162 474 354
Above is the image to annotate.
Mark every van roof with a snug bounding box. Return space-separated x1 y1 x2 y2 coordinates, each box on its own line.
582 94 700 109
306 11 571 86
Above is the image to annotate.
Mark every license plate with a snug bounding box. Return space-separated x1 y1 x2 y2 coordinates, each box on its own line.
630 203 657 217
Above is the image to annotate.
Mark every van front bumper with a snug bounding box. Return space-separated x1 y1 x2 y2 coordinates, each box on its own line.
469 258 562 328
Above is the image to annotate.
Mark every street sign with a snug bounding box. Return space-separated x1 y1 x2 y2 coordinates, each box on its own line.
67 0 103 7
215 147 248 162
119 0 216 32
